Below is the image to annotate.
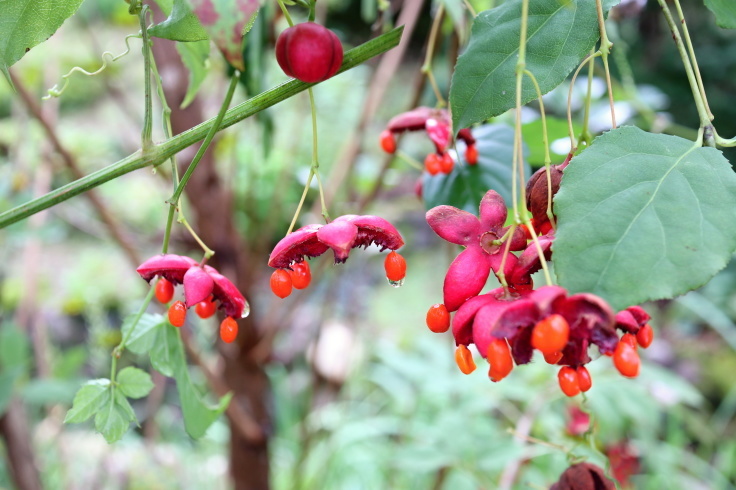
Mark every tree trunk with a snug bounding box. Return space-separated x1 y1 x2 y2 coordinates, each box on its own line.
0 400 43 490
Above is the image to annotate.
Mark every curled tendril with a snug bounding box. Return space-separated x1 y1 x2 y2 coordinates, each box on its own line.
43 34 140 100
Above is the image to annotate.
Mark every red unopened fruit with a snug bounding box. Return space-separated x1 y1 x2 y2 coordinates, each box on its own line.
531 314 570 355
220 317 238 343
439 153 454 174
275 22 343 83
426 304 450 333
465 144 478 165
155 277 174 304
380 130 396 154
195 296 217 319
558 366 581 397
544 351 563 364
384 251 406 282
486 338 513 382
424 153 441 175
636 324 654 348
455 345 476 375
576 366 592 392
270 269 293 298
168 301 187 327
613 342 640 378
621 333 637 349
289 261 312 290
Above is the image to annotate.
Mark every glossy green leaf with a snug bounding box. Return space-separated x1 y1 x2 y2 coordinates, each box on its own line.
122 313 165 355
168 328 231 439
554 126 736 310
94 390 131 443
151 324 179 377
117 367 154 399
0 0 84 83
522 117 580 167
176 40 211 109
422 124 528 213
450 0 618 130
705 0 736 29
186 0 259 71
149 0 209 42
65 379 111 424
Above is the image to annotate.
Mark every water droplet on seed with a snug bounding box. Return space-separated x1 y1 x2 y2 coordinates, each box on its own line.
388 278 405 288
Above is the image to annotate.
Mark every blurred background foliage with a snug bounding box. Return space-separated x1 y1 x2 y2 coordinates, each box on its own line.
1 0 736 488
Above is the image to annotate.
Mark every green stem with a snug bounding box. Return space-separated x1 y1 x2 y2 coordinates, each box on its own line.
656 0 712 145
277 0 295 27
567 53 601 153
673 0 713 121
0 28 404 229
112 285 156 377
138 6 153 150
595 0 616 129
170 72 240 204
579 48 596 146
307 88 329 222
148 41 179 183
396 150 424 171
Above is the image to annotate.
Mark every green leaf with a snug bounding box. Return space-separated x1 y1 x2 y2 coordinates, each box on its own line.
0 323 30 369
522 117 580 167
176 40 211 109
449 0 618 131
149 0 209 42
114 389 138 423
122 313 166 355
166 327 231 438
65 379 111 424
554 126 736 310
186 0 259 71
151 324 179 377
94 390 130 443
705 0 736 29
117 367 154 399
0 0 85 83
422 124 529 213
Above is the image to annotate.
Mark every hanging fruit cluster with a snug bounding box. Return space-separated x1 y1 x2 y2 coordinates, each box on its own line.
422 184 654 396
137 254 249 343
379 107 478 174
268 214 407 298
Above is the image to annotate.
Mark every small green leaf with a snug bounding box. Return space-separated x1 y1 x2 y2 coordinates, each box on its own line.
65 379 111 424
122 313 166 355
705 0 736 29
117 367 154 399
554 126 736 310
151 324 178 377
0 0 85 83
114 389 138 423
176 40 211 109
449 0 619 130
165 327 231 438
422 124 528 213
149 0 209 42
94 391 130 444
186 0 259 71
